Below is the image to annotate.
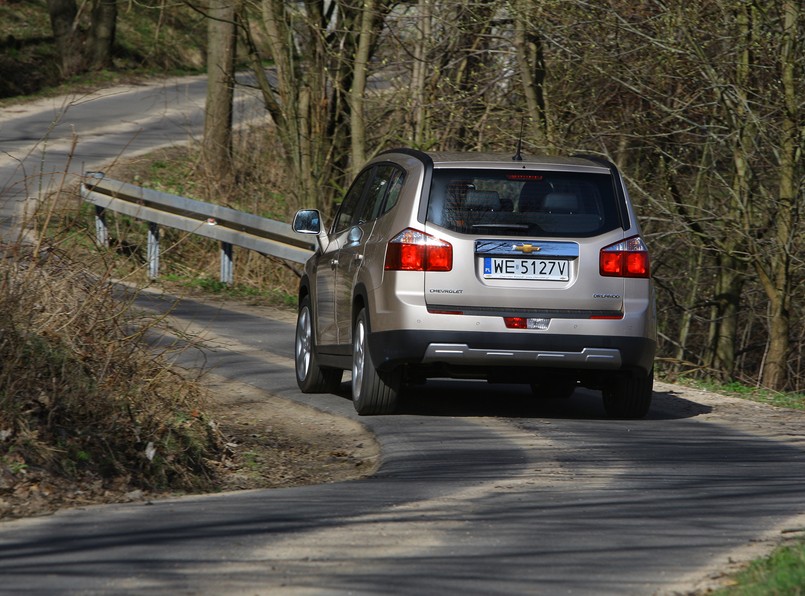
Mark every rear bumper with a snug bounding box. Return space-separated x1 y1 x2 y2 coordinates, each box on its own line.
368 330 656 376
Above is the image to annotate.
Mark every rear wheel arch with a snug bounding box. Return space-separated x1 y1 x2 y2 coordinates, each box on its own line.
351 283 370 330
297 275 311 304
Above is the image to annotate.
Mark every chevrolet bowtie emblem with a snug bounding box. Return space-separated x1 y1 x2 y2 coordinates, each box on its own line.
513 243 540 253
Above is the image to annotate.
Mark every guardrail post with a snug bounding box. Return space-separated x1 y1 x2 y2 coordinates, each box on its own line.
86 172 109 248
147 222 160 280
220 241 233 285
94 206 108 247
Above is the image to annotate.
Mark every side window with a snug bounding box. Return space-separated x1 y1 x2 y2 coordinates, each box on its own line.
356 165 406 223
355 166 387 224
381 168 405 216
332 168 373 234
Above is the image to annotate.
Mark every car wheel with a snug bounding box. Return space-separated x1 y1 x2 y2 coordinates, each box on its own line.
295 296 342 393
352 308 401 415
602 369 653 419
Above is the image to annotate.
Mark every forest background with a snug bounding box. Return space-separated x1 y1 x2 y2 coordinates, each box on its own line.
2 0 803 396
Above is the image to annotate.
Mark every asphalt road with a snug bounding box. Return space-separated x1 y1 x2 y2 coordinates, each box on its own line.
2 80 805 594
1 291 804 595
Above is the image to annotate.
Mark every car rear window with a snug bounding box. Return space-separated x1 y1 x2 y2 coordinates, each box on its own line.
425 169 621 238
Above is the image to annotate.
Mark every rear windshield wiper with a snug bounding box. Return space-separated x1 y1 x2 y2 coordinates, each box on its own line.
471 223 530 231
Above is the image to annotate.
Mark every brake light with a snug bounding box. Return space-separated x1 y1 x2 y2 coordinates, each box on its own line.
384 228 453 271
506 174 544 181
600 236 650 278
504 317 527 329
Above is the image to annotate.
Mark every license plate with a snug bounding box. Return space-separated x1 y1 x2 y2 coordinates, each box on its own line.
483 257 569 281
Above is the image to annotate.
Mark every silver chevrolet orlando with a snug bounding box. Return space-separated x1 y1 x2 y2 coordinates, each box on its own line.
292 149 656 418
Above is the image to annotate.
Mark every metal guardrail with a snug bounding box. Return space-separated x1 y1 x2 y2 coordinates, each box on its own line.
81 173 314 283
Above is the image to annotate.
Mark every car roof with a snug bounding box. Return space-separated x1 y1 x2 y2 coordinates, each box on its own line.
378 148 614 175
426 152 611 173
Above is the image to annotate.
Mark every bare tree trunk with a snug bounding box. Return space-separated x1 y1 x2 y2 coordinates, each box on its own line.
349 0 375 178
674 141 715 368
87 0 117 70
512 0 549 151
675 248 704 366
705 254 745 379
410 0 432 147
47 0 84 77
203 0 237 200
757 0 800 390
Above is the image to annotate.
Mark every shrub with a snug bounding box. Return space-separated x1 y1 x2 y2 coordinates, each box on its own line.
0 244 225 493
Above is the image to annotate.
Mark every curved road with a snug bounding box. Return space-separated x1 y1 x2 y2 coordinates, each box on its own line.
0 74 265 240
1 291 804 594
1 82 805 594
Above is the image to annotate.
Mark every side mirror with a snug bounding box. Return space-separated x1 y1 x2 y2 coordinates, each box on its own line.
292 209 321 234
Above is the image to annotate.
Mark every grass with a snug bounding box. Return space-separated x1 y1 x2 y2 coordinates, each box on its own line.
713 538 805 595
163 274 297 307
676 376 805 412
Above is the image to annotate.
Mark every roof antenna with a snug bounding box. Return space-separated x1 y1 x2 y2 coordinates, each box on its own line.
512 117 525 161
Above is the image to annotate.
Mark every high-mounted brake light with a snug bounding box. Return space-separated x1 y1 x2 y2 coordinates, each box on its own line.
600 236 650 278
384 228 453 271
506 174 544 181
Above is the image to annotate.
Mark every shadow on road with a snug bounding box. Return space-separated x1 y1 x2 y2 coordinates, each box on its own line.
332 379 711 421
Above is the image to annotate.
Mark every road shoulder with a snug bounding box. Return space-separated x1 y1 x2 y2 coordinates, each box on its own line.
0 366 380 522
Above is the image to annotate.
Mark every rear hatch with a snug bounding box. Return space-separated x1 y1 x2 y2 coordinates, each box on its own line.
422 162 627 318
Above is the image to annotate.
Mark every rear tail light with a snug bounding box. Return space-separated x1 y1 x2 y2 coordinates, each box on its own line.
384 228 453 271
504 317 550 329
600 236 650 278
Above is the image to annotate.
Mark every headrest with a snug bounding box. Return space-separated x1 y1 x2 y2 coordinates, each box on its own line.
542 192 578 213
465 190 501 211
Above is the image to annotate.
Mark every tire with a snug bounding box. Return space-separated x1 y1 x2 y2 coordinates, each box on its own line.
602 369 653 419
352 308 401 415
295 296 342 393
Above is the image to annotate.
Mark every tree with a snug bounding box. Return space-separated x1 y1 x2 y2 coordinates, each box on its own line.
753 0 801 390
484 0 802 389
386 0 514 152
349 0 376 177
511 0 551 151
240 0 393 213
203 0 237 198
47 0 83 77
87 0 118 71
409 0 433 146
47 0 119 76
